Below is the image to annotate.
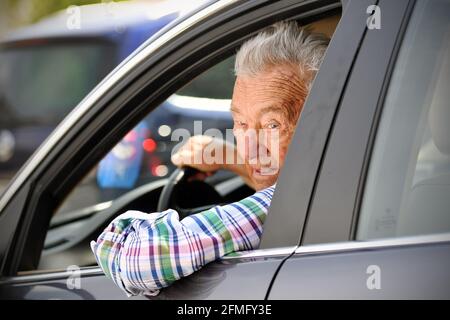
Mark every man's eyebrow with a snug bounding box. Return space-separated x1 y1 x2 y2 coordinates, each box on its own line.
257 105 285 116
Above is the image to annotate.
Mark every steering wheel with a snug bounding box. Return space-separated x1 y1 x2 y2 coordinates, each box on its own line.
157 167 225 219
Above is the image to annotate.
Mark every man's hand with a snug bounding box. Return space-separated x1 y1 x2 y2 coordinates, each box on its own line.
171 135 253 187
171 135 224 173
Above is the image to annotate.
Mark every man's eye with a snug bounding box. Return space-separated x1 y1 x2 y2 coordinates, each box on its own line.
235 120 247 127
267 122 280 129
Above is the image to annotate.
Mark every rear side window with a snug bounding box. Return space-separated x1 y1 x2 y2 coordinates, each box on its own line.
357 0 450 240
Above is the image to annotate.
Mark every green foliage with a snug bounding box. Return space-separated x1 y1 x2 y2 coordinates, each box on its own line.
33 0 131 23
30 1 106 23
5 0 129 25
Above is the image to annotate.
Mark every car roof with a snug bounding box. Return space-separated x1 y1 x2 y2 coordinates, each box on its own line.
1 0 211 43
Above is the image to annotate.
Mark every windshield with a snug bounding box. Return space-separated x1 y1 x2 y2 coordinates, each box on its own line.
0 40 115 126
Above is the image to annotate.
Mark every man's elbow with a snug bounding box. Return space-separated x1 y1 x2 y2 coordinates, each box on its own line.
117 232 200 294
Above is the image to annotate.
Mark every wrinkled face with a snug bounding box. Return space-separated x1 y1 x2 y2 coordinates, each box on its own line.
231 64 307 190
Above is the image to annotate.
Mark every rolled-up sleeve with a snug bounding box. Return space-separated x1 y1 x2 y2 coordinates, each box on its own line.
90 184 275 296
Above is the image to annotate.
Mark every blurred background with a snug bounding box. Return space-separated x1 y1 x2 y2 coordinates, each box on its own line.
0 1 130 35
0 0 168 193
0 0 236 214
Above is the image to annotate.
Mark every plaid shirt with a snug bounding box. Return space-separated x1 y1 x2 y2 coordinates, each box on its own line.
90 184 275 297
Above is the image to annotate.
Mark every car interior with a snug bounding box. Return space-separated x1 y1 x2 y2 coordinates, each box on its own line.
22 13 343 274
356 9 450 241
397 35 450 237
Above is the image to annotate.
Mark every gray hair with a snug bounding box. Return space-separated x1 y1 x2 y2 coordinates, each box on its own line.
235 21 329 91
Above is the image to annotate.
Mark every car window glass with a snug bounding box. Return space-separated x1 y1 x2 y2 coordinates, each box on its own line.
356 0 450 240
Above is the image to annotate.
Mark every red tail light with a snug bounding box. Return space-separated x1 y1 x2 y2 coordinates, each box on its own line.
143 138 157 153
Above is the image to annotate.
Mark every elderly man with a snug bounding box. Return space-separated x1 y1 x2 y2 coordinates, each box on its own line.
91 21 328 296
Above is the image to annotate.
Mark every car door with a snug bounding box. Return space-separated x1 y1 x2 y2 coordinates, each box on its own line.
0 0 345 300
269 0 450 299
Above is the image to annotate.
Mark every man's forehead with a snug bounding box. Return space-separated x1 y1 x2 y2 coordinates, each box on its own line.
231 83 300 116
233 70 304 98
234 70 298 90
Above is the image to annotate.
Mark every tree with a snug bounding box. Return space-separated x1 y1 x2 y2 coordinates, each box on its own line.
1 0 128 35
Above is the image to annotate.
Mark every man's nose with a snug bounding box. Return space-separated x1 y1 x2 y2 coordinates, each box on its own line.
245 134 258 163
243 132 271 164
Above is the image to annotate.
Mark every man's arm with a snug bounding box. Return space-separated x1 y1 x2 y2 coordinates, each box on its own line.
90 185 275 296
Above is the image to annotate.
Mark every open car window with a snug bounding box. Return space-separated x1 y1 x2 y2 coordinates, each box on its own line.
30 12 341 273
53 56 236 219
38 55 237 271
49 13 341 228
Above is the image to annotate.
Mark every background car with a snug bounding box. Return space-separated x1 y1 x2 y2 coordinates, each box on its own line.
0 0 234 203
0 0 449 300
